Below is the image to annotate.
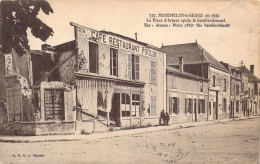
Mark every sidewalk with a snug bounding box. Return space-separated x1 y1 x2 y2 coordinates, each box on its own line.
0 115 259 143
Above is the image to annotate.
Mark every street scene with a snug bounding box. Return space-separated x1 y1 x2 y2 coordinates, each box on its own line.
0 117 259 164
0 1 260 163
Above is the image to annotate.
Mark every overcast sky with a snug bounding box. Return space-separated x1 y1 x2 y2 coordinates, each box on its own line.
28 0 260 77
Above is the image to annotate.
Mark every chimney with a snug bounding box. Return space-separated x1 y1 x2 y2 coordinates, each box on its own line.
134 33 138 41
41 44 51 50
179 57 183 72
250 65 254 74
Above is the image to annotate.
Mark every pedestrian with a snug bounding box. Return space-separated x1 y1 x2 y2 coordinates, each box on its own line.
159 109 165 125
165 112 170 125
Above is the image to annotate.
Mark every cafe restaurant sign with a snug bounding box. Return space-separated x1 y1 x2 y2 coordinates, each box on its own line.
76 26 158 58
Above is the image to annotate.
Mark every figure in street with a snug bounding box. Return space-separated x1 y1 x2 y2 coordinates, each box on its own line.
165 112 170 125
159 109 165 125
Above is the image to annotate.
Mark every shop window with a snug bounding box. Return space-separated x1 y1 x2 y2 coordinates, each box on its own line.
132 94 140 116
44 89 64 120
198 99 205 114
89 42 99 73
222 98 227 112
110 48 118 76
128 54 139 80
150 96 157 116
150 60 157 84
121 93 130 117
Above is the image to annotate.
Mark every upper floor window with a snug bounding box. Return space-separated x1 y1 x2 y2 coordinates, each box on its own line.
236 85 240 95
150 60 157 84
200 81 203 92
89 42 99 73
241 82 244 92
213 75 216 87
128 54 139 80
110 48 118 76
224 79 227 92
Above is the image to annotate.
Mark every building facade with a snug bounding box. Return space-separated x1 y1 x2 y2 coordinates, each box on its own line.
166 64 209 124
161 42 231 121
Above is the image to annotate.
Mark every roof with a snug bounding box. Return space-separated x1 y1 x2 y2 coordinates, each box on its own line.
167 66 209 82
161 42 229 73
238 66 260 83
220 62 242 81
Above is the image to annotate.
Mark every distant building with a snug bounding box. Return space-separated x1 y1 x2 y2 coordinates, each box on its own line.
161 42 231 120
166 63 209 124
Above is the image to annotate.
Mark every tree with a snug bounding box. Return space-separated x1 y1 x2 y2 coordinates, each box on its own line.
0 0 54 55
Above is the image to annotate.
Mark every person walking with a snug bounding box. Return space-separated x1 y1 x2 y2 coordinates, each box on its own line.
159 109 165 125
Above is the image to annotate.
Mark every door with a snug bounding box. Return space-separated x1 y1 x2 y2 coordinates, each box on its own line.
7 89 22 122
213 102 216 120
111 93 120 126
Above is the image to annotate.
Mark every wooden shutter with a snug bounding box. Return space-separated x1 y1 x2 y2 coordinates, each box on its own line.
128 54 132 79
177 98 180 114
185 98 187 114
169 97 173 114
135 56 139 80
190 99 193 114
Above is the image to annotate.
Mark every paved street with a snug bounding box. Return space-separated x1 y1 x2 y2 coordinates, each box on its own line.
0 117 259 164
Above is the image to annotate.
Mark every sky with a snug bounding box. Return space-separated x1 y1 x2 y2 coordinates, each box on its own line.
28 0 260 77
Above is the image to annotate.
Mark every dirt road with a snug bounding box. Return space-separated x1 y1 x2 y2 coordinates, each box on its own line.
0 117 259 164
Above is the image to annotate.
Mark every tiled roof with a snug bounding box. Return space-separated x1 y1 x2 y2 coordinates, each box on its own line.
238 66 260 83
167 66 209 81
161 42 229 73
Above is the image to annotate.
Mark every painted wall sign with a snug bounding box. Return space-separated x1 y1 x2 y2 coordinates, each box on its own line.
76 27 158 58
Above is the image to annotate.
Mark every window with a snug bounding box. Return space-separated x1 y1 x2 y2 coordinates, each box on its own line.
236 101 239 113
110 48 118 76
251 89 254 97
121 93 130 117
236 85 239 95
224 79 227 92
89 42 99 73
241 82 244 92
128 54 140 80
213 75 216 87
150 96 157 116
169 97 179 114
44 89 64 120
198 99 205 114
150 60 157 84
209 102 211 115
200 81 203 92
222 98 227 112
185 98 193 114
132 94 140 116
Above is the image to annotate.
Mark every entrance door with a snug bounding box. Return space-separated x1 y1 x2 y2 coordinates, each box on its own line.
110 93 120 126
7 89 22 122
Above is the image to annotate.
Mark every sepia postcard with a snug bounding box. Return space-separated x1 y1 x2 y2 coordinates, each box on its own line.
0 0 259 163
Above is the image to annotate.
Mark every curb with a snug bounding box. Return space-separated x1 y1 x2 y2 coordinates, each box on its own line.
0 116 259 143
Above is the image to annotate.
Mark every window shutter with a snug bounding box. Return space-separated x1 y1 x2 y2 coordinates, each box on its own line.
135 56 139 80
169 97 173 114
128 54 132 79
177 98 180 114
190 99 193 114
185 98 187 114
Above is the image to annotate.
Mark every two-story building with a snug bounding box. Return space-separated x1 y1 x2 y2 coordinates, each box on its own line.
161 42 230 120
0 22 167 135
166 58 209 124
